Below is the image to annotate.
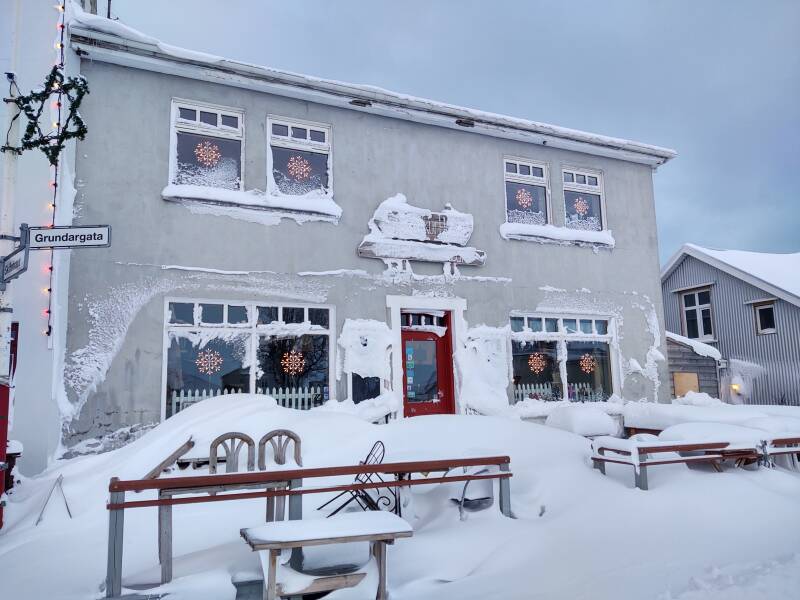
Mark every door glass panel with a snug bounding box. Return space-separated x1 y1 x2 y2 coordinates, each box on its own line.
405 340 438 402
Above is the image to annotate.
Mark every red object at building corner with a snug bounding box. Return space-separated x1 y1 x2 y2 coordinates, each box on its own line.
0 322 19 530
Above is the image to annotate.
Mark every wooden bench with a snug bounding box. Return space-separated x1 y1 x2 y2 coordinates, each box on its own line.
591 437 729 490
241 511 412 600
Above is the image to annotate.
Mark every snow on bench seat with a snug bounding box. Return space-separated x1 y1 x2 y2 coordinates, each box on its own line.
242 511 412 547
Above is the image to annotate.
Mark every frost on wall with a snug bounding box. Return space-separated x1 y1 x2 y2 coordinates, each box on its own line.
454 325 512 415
337 319 393 382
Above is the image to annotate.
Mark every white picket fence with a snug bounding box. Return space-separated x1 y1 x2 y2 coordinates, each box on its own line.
170 386 326 416
513 382 596 403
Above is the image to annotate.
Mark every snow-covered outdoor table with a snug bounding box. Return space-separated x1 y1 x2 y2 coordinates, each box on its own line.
241 511 413 600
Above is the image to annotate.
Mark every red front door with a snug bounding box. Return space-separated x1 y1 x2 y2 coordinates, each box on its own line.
401 313 455 416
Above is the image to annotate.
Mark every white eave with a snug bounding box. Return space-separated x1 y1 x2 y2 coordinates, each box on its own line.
69 25 676 168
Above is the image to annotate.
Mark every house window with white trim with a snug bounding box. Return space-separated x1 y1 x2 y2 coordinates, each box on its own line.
681 288 714 340
754 302 776 335
510 315 614 402
170 100 243 190
164 300 332 417
563 168 604 232
267 116 332 198
504 158 549 225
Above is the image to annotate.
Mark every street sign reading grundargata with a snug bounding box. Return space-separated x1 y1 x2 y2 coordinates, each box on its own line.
28 225 111 249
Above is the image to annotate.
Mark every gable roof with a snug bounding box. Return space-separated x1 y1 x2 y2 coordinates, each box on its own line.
662 243 800 308
67 7 676 168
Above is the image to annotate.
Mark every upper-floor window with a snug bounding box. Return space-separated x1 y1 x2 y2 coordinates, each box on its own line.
754 302 776 335
504 158 549 226
170 100 244 190
563 168 605 232
267 116 332 199
682 288 714 340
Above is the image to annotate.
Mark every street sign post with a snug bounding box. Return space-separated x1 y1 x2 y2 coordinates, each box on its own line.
28 224 111 250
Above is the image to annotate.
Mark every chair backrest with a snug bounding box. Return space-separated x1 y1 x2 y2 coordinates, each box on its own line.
355 441 385 485
258 429 303 470
209 432 256 474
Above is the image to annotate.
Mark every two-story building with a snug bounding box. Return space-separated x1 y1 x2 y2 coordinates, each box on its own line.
10 10 677 460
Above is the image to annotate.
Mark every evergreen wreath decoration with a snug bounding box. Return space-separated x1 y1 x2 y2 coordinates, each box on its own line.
2 66 89 166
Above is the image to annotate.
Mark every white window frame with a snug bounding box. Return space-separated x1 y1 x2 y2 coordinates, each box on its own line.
266 114 333 200
508 312 620 401
161 298 335 420
169 98 245 190
562 166 606 230
754 302 777 335
502 156 551 225
680 287 715 341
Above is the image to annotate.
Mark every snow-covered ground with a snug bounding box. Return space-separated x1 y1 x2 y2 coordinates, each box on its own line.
1 395 799 600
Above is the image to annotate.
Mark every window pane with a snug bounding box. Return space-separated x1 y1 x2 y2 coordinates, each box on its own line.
505 181 547 225
505 162 517 173
545 318 558 333
580 319 593 334
220 114 238 128
271 147 329 196
566 341 612 401
512 341 560 401
758 306 775 331
309 129 326 142
308 308 329 328
685 310 699 338
283 307 304 324
174 132 242 189
701 308 713 337
595 320 608 335
519 164 531 176
528 317 543 332
168 302 194 325
404 339 438 402
564 190 602 231
587 176 598 186
563 172 574 183
272 123 289 136
510 317 525 332
227 305 248 325
291 126 307 139
257 335 329 405
698 290 711 305
576 174 586 184
200 303 223 324
178 107 196 121
531 166 544 178
199 111 217 126
257 306 278 325
563 319 577 333
683 294 696 308
165 333 251 418
352 373 381 404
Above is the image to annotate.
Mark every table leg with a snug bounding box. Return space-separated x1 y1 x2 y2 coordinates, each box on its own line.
265 549 279 600
374 541 387 600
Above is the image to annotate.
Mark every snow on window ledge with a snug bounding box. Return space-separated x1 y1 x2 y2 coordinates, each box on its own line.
498 222 615 248
162 184 343 224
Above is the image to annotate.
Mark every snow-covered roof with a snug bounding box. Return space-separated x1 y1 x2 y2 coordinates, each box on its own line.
662 244 800 308
67 5 676 167
665 330 721 361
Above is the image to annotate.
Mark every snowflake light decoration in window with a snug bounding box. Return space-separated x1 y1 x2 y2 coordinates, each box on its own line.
528 352 547 374
516 188 533 209
573 196 590 217
196 349 223 375
287 155 312 181
194 140 222 168
281 350 306 375
579 353 596 374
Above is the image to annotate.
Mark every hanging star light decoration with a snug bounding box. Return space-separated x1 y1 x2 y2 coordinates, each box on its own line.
287 155 312 180
574 196 590 217
579 353 596 374
516 188 533 209
194 140 222 167
196 349 223 375
281 350 306 375
528 352 547 374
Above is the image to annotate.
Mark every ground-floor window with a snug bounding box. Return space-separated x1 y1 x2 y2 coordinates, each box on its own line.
510 314 614 402
164 300 333 417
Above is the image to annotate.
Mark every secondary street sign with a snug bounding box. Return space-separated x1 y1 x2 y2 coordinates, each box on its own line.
28 225 111 249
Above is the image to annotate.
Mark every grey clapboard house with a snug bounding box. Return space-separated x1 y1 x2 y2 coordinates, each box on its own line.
10 14 678 457
662 244 800 405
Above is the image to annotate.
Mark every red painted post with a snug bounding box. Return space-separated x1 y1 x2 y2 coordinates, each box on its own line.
0 384 9 530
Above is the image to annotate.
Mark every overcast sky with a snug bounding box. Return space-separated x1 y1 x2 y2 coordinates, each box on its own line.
110 0 800 263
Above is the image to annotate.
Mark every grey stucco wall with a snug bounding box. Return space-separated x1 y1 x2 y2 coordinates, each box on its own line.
63 60 670 441
662 255 800 405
